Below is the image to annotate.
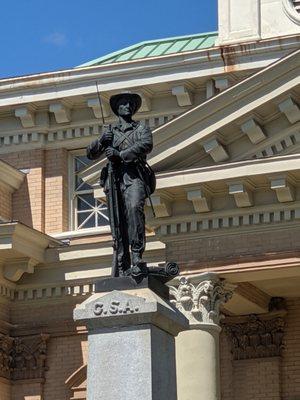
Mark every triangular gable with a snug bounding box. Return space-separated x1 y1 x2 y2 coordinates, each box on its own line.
148 48 300 171
80 49 300 187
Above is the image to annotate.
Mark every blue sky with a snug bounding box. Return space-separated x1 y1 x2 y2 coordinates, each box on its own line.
0 0 217 78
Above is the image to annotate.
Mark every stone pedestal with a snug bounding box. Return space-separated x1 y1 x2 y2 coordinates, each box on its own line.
170 273 234 400
74 277 188 400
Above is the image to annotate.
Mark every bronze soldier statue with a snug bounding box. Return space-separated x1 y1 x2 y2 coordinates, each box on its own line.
87 93 155 278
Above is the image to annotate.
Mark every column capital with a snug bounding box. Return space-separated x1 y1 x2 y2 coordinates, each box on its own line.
170 273 235 329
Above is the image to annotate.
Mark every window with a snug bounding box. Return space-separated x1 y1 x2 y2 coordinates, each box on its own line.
70 152 109 230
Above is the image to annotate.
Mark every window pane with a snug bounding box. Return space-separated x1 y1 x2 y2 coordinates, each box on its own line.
77 155 91 166
78 212 95 229
97 213 109 226
77 194 95 211
96 199 107 209
75 158 87 173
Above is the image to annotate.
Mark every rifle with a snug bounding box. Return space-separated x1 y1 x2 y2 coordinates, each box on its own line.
95 82 120 277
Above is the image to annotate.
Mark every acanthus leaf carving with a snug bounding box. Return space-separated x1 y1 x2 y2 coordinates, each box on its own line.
170 275 234 327
225 315 285 360
0 333 49 381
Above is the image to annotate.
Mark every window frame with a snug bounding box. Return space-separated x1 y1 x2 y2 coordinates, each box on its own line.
68 149 109 232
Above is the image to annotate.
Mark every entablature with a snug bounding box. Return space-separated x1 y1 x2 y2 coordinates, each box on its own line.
0 35 298 110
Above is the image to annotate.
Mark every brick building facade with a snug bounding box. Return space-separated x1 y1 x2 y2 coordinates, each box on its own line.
0 1 300 399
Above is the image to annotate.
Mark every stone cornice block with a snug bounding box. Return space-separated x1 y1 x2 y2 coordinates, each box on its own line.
186 188 210 213
203 137 229 162
3 257 38 282
278 97 300 124
228 183 253 207
136 92 152 112
270 176 295 202
214 77 229 91
49 102 71 123
172 85 193 107
14 106 35 128
87 98 110 119
147 195 172 217
241 118 266 144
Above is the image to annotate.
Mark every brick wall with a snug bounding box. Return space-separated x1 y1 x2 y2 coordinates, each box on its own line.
0 378 11 400
166 225 300 266
1 150 45 231
220 331 233 400
0 148 69 234
43 335 87 400
45 148 69 233
5 293 300 400
232 358 281 400
282 298 300 399
0 185 12 221
9 295 88 400
220 298 300 400
11 382 43 400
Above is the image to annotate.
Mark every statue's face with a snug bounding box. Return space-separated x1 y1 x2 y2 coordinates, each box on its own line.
117 100 133 117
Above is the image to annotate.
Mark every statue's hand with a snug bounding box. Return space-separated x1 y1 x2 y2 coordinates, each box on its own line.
105 147 120 161
101 131 113 146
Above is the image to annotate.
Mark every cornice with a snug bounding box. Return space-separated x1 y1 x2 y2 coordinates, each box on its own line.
156 154 300 189
153 202 300 242
0 112 178 154
0 35 298 108
94 153 300 200
147 49 300 169
0 222 64 282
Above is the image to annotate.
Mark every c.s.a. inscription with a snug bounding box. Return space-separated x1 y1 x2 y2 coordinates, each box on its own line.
93 299 139 316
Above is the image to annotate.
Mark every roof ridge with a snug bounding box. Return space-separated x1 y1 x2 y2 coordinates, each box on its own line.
77 31 218 67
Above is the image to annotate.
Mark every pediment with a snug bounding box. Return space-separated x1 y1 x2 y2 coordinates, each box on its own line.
80 49 300 188
147 49 300 172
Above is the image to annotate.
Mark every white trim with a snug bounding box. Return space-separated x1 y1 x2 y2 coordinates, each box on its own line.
155 153 300 191
0 113 178 153
51 226 111 240
154 202 300 238
283 0 300 25
0 35 299 109
146 49 300 170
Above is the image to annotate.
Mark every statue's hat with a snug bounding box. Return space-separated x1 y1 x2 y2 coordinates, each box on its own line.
110 93 142 116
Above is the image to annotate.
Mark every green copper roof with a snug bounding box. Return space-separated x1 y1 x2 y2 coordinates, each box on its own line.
77 31 218 67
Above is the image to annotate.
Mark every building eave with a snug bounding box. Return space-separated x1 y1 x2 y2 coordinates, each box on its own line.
0 34 298 109
147 47 300 169
0 222 65 282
